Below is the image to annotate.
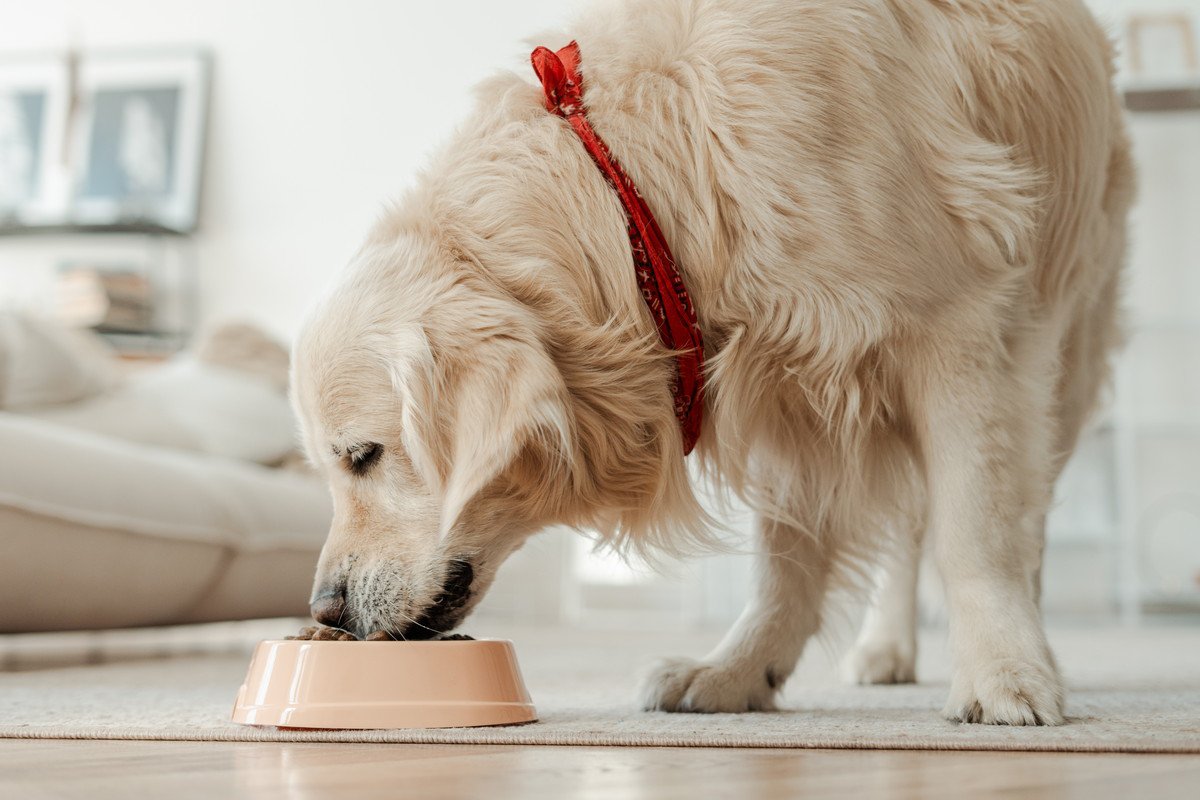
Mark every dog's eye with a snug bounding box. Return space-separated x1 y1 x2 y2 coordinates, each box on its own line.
346 442 383 476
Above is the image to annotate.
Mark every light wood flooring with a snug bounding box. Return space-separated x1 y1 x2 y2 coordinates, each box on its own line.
2 740 1199 799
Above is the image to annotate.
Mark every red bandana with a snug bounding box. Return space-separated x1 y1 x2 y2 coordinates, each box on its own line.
531 41 705 454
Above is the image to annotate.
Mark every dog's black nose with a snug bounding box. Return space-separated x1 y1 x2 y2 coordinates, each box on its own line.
310 587 347 627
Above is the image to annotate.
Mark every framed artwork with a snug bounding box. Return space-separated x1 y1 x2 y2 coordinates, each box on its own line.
1126 13 1198 83
71 51 210 233
0 57 70 224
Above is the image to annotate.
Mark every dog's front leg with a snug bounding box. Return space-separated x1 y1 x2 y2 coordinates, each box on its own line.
917 337 1064 725
640 515 829 712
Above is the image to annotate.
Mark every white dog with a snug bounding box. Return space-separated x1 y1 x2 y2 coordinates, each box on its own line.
291 0 1133 725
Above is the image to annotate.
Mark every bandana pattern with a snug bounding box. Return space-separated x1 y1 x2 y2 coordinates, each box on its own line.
532 41 705 454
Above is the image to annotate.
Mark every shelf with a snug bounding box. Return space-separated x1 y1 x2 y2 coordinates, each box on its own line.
0 221 191 237
1109 421 1200 436
1123 82 1200 113
1079 417 1200 436
1123 317 1200 335
1141 592 1200 613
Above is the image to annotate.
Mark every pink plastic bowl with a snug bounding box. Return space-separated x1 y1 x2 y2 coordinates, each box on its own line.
231 639 537 729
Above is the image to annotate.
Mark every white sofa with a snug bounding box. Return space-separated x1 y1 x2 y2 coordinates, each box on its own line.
0 412 330 632
0 314 331 632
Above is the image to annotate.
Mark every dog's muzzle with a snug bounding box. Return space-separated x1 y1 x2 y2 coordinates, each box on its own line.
401 560 475 640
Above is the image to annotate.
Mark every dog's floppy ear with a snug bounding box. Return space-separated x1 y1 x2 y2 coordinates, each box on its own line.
398 320 572 536
441 344 571 535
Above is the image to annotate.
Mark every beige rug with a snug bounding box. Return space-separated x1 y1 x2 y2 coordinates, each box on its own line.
1 620 1197 752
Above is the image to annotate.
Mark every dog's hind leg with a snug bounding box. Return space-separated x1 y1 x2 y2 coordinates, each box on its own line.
842 521 923 685
640 514 832 713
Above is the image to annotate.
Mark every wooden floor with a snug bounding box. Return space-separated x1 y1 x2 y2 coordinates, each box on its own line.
2 740 1199 799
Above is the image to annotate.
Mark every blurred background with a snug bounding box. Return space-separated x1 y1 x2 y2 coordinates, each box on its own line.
0 0 1197 641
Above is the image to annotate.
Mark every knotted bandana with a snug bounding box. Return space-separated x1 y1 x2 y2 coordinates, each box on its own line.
531 41 705 454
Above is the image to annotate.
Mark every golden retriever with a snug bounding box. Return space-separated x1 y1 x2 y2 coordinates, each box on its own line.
290 0 1133 725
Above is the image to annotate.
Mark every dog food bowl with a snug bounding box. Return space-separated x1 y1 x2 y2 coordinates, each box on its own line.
231 639 537 729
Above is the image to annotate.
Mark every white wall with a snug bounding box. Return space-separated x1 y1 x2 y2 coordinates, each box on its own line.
0 0 584 339
2 0 1198 624
1 0 1197 339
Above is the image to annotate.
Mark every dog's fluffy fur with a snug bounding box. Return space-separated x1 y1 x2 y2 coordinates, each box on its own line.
292 0 1133 725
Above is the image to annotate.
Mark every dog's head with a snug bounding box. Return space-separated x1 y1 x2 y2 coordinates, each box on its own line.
291 236 584 639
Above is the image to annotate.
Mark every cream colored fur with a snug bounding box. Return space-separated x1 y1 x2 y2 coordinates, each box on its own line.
291 0 1134 726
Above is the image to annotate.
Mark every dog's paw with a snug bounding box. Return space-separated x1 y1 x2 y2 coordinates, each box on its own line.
640 657 779 713
842 638 916 685
943 657 1064 726
286 625 357 641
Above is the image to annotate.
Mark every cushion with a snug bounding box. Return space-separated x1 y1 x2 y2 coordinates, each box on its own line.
0 312 117 409
0 413 331 632
26 358 300 465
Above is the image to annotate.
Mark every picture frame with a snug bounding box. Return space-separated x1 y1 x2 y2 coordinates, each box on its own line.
1126 13 1198 84
70 50 210 233
0 57 71 225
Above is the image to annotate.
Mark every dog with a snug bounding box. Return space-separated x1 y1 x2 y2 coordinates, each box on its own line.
290 0 1133 725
